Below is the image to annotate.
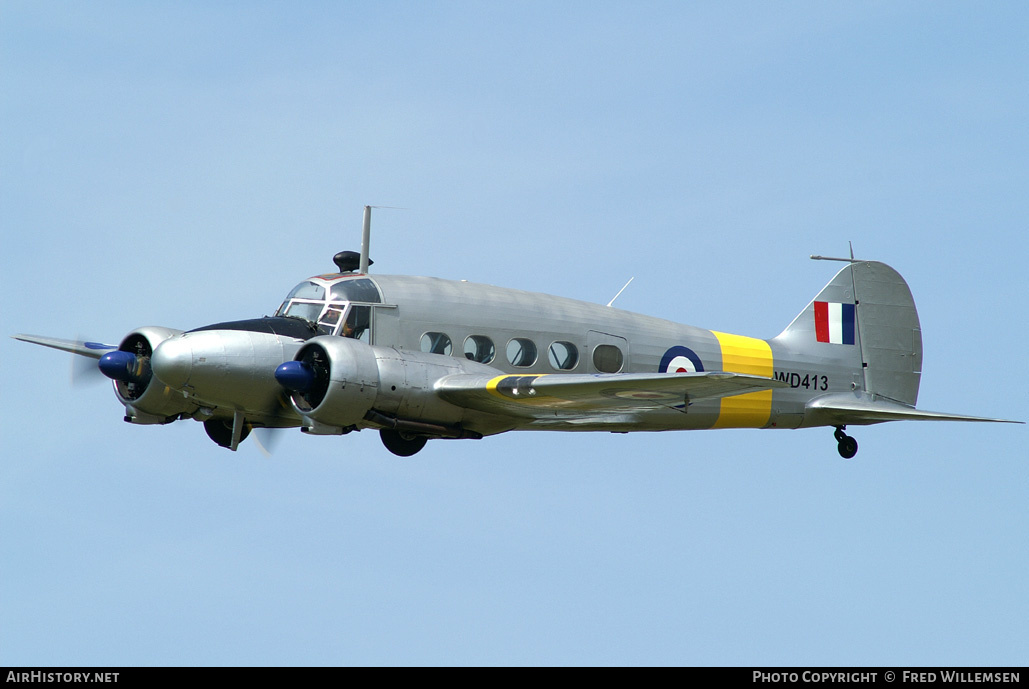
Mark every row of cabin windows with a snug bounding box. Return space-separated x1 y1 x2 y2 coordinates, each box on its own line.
419 332 624 373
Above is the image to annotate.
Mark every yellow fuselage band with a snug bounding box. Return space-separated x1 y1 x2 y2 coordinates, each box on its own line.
711 331 774 428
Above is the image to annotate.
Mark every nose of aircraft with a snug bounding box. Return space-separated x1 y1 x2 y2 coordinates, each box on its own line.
151 335 193 390
150 328 304 410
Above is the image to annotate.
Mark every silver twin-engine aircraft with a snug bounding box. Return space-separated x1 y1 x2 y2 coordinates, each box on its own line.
14 211 1019 457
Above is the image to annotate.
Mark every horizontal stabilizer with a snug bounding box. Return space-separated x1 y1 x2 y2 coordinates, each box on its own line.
807 393 1023 426
11 334 117 359
438 370 787 419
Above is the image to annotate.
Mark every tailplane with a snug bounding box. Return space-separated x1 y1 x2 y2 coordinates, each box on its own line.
775 257 1021 436
806 394 1021 425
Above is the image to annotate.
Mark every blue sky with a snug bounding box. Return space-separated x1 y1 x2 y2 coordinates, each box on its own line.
2 1 1026 666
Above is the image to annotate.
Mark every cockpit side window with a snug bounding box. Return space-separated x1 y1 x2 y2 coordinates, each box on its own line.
321 308 344 326
342 305 371 342
317 307 345 335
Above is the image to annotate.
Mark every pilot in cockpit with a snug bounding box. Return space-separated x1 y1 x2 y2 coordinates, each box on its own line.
341 305 371 340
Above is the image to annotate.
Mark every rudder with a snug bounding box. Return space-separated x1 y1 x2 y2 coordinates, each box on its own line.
851 261 922 406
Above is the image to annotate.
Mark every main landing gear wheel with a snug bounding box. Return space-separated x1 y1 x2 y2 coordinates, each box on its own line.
204 418 250 448
834 425 858 459
380 429 428 457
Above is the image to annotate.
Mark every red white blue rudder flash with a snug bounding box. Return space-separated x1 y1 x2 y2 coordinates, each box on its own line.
814 301 855 345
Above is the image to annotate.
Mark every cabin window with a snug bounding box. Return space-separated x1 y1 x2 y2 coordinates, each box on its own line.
592 344 623 373
420 332 453 356
506 338 537 367
548 341 578 370
463 335 495 364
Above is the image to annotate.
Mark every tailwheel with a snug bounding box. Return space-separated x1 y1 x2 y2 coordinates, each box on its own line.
834 425 858 459
380 429 428 457
833 426 847 443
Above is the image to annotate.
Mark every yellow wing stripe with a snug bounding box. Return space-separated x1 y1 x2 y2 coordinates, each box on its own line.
485 375 507 396
711 331 774 428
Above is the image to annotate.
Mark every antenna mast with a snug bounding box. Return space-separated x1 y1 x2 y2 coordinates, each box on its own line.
607 277 635 307
811 241 859 263
360 205 371 273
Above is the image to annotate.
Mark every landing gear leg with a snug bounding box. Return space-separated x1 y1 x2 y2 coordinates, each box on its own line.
834 425 858 459
380 429 428 457
205 418 250 449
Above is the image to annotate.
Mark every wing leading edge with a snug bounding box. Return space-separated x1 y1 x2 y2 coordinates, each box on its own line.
436 371 788 419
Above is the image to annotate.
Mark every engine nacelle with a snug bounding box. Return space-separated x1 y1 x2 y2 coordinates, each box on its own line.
286 336 381 429
281 336 503 435
112 326 197 424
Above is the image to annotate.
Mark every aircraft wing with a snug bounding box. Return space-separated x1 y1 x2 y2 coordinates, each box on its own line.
436 371 788 419
12 334 118 359
806 394 1023 426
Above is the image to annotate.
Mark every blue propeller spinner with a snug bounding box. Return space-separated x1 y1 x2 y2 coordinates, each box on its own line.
274 361 315 392
98 350 141 382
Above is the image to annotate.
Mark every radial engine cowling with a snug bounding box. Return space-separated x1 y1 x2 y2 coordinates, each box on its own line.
278 336 380 431
108 326 197 424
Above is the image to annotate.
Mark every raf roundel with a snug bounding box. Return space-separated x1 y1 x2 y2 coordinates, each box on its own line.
659 346 704 374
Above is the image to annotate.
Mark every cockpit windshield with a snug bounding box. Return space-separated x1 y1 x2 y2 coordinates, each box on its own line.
275 281 325 317
282 301 323 322
290 281 326 300
274 277 380 341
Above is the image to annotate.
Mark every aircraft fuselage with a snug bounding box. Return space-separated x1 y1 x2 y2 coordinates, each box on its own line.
19 257 1016 457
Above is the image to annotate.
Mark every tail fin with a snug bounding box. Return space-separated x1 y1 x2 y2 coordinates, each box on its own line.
774 260 922 406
